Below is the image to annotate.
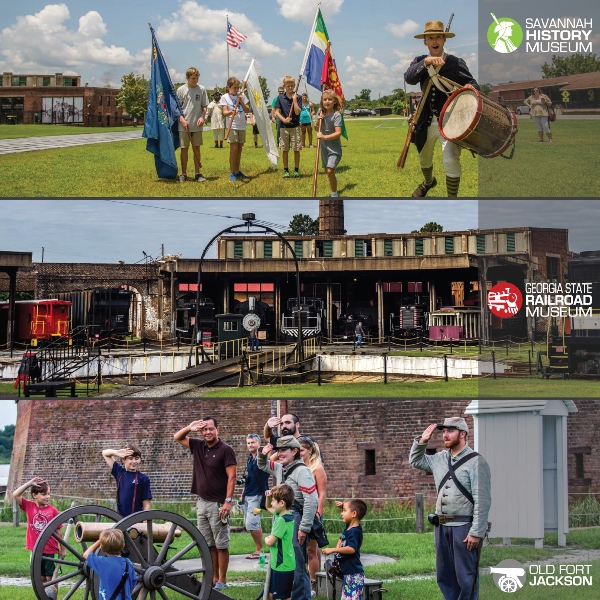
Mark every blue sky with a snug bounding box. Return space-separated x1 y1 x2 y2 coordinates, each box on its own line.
0 0 478 99
1 199 478 263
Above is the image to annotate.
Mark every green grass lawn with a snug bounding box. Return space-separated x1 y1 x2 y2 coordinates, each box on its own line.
205 377 600 398
389 340 546 361
2 525 598 599
0 124 129 139
0 119 477 198
478 119 598 197
0 382 119 399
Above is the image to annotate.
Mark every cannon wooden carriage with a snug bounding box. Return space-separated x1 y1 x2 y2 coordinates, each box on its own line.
31 505 232 600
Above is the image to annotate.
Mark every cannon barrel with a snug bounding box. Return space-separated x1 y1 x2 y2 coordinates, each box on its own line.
489 567 525 576
75 521 181 542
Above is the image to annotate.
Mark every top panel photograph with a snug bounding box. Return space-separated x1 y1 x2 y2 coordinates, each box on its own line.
0 0 598 198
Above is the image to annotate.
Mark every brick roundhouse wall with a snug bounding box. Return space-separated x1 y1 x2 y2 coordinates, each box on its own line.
7 399 600 504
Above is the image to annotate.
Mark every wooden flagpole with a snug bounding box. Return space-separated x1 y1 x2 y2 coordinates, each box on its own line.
312 115 323 197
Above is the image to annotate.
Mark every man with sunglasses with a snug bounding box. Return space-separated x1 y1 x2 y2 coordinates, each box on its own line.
259 435 318 600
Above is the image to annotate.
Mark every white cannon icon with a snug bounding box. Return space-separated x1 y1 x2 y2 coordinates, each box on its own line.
489 567 526 592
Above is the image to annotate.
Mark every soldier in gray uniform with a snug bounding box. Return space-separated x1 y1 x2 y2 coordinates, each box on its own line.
409 417 491 600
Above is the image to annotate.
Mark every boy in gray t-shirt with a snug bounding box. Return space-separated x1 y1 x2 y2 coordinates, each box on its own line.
176 67 209 183
315 90 343 197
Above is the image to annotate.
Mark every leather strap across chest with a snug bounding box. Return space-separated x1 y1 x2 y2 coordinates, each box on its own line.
437 452 479 505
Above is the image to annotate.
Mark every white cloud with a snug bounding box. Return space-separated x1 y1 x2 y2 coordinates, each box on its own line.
292 41 305 53
277 0 344 25
0 4 142 71
386 20 419 38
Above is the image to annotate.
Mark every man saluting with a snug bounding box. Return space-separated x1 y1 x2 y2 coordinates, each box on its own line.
404 20 479 198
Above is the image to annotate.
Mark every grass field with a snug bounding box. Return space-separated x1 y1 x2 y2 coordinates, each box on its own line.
1 524 598 599
0 382 119 399
0 119 477 198
478 119 599 197
205 377 600 398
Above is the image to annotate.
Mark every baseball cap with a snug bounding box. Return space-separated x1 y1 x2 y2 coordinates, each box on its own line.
437 417 469 433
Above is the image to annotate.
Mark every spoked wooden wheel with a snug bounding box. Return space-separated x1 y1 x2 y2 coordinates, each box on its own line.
113 510 213 600
31 504 121 600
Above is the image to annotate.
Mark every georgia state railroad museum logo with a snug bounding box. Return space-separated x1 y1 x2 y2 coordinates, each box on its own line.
488 14 524 53
487 283 523 318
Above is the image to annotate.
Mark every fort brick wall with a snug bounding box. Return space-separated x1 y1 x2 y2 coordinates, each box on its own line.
7 399 599 505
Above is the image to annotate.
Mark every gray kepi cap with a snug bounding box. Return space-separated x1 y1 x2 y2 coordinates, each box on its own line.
275 435 301 450
437 417 469 434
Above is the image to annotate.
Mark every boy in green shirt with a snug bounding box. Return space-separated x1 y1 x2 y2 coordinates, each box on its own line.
265 484 296 600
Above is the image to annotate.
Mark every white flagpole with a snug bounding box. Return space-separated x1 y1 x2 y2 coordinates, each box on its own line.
298 2 321 81
243 58 255 84
227 14 230 79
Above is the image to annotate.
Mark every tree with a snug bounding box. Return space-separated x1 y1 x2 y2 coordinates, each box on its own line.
480 83 493 96
0 424 15 463
411 222 444 233
116 72 149 119
284 214 319 236
259 75 270 103
541 53 600 77
357 89 371 102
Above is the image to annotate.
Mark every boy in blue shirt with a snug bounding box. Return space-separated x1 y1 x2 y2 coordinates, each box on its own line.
264 484 296 600
83 529 137 600
322 499 368 600
102 443 152 517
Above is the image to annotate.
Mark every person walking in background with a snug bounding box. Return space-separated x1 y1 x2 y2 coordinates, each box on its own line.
300 93 315 148
524 87 554 143
354 322 364 348
272 85 284 145
207 91 226 148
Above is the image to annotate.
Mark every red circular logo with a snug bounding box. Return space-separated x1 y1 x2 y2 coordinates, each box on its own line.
487 282 523 318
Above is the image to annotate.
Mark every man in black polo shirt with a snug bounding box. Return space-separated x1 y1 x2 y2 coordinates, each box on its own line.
174 417 237 590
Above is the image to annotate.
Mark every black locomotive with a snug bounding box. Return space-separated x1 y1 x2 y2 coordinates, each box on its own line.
176 296 217 343
282 297 324 341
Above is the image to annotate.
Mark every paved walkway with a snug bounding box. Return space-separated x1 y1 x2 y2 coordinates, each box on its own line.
0 131 141 155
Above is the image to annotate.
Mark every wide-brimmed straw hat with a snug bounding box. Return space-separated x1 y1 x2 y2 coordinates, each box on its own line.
414 20 455 39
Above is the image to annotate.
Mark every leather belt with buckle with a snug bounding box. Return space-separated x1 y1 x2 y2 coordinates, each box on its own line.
437 515 474 525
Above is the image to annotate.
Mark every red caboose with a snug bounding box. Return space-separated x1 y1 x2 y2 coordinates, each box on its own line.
1 299 72 345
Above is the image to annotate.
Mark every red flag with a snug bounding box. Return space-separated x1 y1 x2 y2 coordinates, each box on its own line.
321 43 345 106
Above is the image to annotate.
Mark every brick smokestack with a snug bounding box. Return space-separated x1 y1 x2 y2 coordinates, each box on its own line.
319 199 344 236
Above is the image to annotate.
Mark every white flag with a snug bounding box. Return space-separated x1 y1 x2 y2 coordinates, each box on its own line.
244 59 278 168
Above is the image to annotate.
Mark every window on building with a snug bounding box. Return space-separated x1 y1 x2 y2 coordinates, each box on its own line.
232 282 275 306
97 113 102 123
63 77 76 86
98 95 102 106
43 77 51 86
365 449 376 476
223 321 238 331
547 257 560 282
106 115 110 126
355 239 364 257
294 241 303 259
575 453 585 479
506 232 516 252
263 241 273 258
476 234 486 254
415 237 424 256
445 237 454 254
233 241 243 258
106 96 110 106
384 238 393 256
315 240 333 258
12 76 27 86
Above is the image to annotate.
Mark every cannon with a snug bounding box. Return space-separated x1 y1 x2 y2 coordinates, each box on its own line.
489 566 525 592
31 505 232 600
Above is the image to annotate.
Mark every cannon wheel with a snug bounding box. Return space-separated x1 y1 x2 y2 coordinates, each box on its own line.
114 509 214 600
31 504 121 600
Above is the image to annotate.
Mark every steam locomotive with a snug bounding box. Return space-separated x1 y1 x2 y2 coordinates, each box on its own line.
281 297 324 341
176 296 217 343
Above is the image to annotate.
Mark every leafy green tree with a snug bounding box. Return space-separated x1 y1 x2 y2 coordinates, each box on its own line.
284 214 319 236
0 424 15 463
542 53 600 77
357 89 371 102
480 83 493 96
411 222 444 233
392 99 406 115
259 75 270 103
116 73 149 118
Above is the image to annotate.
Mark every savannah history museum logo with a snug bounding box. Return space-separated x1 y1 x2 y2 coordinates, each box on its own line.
488 13 593 54
487 282 593 319
491 559 593 592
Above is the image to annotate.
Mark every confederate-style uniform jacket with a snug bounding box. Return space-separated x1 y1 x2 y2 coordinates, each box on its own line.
404 54 479 152
409 439 491 539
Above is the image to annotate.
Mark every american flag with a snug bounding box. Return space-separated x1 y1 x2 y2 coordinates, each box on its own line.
227 20 247 49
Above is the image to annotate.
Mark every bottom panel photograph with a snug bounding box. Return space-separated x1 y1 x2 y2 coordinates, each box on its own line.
1 398 599 600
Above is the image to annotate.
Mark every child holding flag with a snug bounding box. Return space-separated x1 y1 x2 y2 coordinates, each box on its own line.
315 90 343 197
220 77 251 182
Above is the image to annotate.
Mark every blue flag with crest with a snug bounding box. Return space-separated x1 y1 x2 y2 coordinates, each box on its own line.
143 26 182 179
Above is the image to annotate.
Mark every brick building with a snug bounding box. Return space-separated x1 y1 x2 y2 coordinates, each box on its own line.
6 399 599 503
0 71 124 126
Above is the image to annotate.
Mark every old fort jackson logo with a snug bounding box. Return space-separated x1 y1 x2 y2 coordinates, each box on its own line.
488 13 592 54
